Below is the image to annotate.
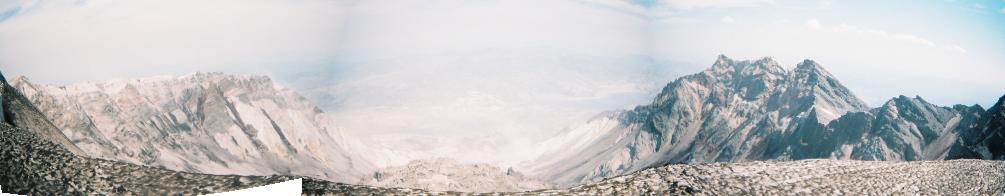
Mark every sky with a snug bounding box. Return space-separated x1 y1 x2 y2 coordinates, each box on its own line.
0 0 1003 166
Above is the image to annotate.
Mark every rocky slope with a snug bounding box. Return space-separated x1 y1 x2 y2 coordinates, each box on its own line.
950 94 1005 160
361 158 552 192
10 73 373 183
304 159 1005 195
0 73 298 195
527 55 996 186
820 95 983 161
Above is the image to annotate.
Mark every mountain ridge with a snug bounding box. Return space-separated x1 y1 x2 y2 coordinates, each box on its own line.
949 93 1005 160
527 55 999 186
0 71 302 195
10 72 375 183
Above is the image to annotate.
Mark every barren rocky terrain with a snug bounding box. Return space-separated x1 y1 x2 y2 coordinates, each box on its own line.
304 159 1005 195
361 158 553 192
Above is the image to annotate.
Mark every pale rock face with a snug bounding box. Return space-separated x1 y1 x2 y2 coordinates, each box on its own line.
10 73 374 183
527 55 985 187
362 158 553 192
0 75 300 195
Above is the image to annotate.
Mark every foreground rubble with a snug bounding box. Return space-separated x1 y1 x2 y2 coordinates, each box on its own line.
304 159 1005 195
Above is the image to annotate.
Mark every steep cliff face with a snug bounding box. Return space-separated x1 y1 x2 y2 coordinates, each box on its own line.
11 73 373 183
527 56 992 186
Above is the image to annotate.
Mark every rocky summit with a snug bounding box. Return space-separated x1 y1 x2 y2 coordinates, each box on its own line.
526 55 1005 187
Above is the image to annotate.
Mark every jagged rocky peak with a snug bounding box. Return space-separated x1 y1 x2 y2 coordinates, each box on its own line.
529 55 877 186
857 94 971 160
790 59 842 87
950 93 1005 160
708 55 787 77
787 59 869 123
794 59 829 75
875 95 955 122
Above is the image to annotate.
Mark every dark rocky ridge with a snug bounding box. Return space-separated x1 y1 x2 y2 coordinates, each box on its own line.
950 94 1005 160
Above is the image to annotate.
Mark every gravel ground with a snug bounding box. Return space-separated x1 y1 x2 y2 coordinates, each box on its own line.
304 159 1005 195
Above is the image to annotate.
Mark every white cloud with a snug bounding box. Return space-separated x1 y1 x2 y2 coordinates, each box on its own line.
973 3 986 10
819 0 833 8
0 0 669 167
832 23 889 36
720 16 736 23
893 34 936 47
280 0 662 166
1000 7 1005 14
807 21 958 51
805 19 822 29
943 44 968 53
0 0 354 84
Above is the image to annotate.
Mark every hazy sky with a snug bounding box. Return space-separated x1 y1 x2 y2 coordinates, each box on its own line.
0 0 1003 166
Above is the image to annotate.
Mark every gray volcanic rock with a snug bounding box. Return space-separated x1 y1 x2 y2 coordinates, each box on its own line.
10 73 373 182
832 96 980 161
950 94 1005 160
781 95 982 162
304 159 1005 195
0 75 296 195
